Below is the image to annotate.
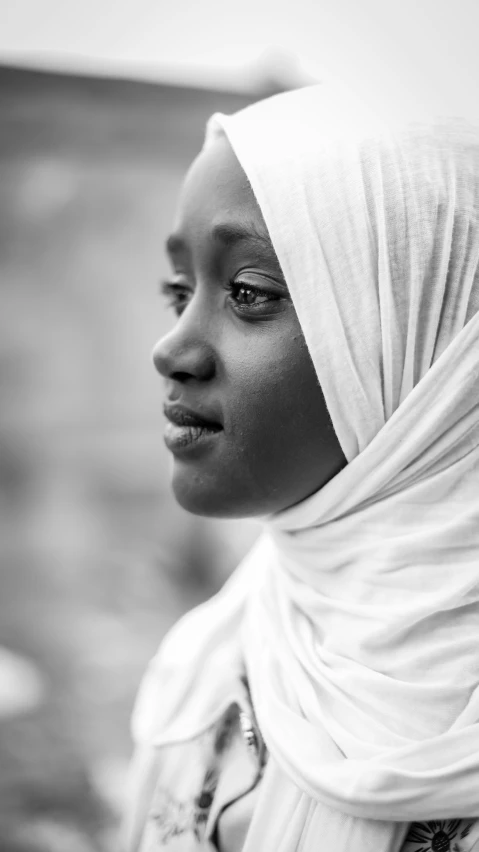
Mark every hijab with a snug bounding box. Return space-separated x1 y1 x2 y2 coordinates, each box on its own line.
130 83 479 851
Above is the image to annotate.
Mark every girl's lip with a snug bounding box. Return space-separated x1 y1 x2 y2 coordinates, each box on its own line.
163 403 223 431
164 421 221 453
163 403 223 455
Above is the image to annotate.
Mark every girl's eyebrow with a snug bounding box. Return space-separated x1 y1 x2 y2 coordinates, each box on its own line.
165 220 287 286
210 221 275 254
165 221 275 258
211 222 287 285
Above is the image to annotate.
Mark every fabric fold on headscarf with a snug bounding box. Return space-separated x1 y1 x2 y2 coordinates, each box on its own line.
131 83 479 847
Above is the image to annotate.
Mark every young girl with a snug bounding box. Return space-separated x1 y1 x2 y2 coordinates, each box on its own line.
124 83 479 852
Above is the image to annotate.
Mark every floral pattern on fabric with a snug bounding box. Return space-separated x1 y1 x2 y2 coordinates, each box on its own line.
138 689 266 851
150 766 220 846
403 819 479 852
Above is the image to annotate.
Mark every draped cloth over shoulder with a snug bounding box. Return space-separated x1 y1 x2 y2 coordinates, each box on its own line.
131 84 479 851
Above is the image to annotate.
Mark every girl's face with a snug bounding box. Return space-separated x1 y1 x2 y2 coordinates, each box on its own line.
153 135 346 518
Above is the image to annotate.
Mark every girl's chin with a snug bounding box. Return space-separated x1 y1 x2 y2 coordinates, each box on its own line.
170 465 225 517
170 466 256 520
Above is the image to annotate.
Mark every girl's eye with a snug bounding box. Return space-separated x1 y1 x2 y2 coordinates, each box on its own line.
229 280 281 310
160 280 192 316
160 275 286 317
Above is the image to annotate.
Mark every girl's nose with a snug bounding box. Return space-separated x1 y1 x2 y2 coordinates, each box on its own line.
152 323 216 383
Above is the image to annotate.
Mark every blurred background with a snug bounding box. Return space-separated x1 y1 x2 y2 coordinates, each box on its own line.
1 1 479 849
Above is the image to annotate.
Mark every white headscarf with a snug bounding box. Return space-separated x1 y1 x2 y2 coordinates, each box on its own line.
131 84 479 850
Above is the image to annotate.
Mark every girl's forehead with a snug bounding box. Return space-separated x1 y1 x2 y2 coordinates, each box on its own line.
171 137 270 252
182 136 258 212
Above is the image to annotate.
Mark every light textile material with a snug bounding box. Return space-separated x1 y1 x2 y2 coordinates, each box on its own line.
130 84 479 849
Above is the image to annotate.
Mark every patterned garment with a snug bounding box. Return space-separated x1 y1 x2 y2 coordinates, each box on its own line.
135 680 479 852
403 820 479 852
137 678 267 852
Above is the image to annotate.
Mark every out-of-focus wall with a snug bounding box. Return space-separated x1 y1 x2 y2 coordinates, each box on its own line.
0 66 260 851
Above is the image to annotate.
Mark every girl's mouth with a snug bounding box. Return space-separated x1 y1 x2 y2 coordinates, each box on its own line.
163 404 223 453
